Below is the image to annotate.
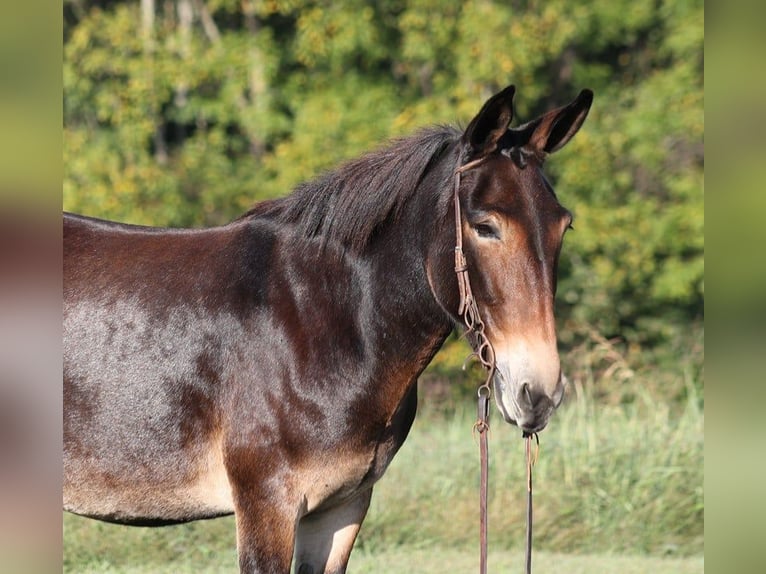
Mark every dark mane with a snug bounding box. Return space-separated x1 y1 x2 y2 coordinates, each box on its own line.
243 126 459 251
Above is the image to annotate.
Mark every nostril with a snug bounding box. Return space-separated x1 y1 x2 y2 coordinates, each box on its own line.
519 382 535 408
513 382 557 433
518 383 555 411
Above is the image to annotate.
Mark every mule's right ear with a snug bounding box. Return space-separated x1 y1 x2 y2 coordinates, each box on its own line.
520 89 594 155
463 85 515 158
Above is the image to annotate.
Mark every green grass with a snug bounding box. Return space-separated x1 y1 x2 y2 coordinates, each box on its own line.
349 548 703 574
63 543 704 574
358 378 703 557
64 378 703 572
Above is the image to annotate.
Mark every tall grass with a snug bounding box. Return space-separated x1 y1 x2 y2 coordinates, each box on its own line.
358 374 703 557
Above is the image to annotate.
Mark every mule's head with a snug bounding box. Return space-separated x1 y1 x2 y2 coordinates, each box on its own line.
428 85 593 434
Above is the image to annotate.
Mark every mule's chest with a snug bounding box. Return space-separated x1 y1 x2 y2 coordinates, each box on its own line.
299 431 406 514
301 386 418 513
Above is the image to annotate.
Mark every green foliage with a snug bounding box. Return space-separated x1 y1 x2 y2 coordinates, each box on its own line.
63 0 703 364
549 0 704 344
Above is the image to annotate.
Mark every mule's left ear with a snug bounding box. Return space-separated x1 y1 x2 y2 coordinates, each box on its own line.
463 85 516 157
525 89 594 154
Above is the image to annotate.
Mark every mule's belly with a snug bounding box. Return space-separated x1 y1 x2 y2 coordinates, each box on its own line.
64 439 235 524
63 296 241 524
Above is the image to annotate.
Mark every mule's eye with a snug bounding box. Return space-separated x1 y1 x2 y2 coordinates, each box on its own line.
473 222 500 239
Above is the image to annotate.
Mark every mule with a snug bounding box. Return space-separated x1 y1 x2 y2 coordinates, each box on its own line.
63 85 593 573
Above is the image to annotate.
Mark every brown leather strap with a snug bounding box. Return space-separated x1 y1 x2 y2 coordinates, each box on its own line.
454 157 538 574
477 387 490 574
454 158 496 574
453 157 487 319
524 433 539 574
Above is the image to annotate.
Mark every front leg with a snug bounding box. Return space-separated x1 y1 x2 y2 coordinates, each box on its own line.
226 445 301 574
233 485 298 574
293 488 373 574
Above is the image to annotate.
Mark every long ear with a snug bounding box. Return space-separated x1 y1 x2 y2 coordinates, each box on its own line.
516 89 593 155
463 85 515 157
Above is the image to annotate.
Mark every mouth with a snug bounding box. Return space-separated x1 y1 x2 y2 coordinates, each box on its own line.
503 413 549 435
492 370 559 434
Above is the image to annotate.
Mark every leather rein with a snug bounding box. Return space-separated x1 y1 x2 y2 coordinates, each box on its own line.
453 157 539 574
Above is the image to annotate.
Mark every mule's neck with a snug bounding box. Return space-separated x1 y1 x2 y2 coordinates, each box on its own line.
352 151 459 393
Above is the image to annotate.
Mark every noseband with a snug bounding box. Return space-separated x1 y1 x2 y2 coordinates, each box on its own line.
452 157 539 574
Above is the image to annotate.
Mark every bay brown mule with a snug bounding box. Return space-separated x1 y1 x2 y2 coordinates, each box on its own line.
64 85 592 573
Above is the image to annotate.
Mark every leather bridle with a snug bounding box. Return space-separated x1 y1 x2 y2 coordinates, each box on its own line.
453 156 539 574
